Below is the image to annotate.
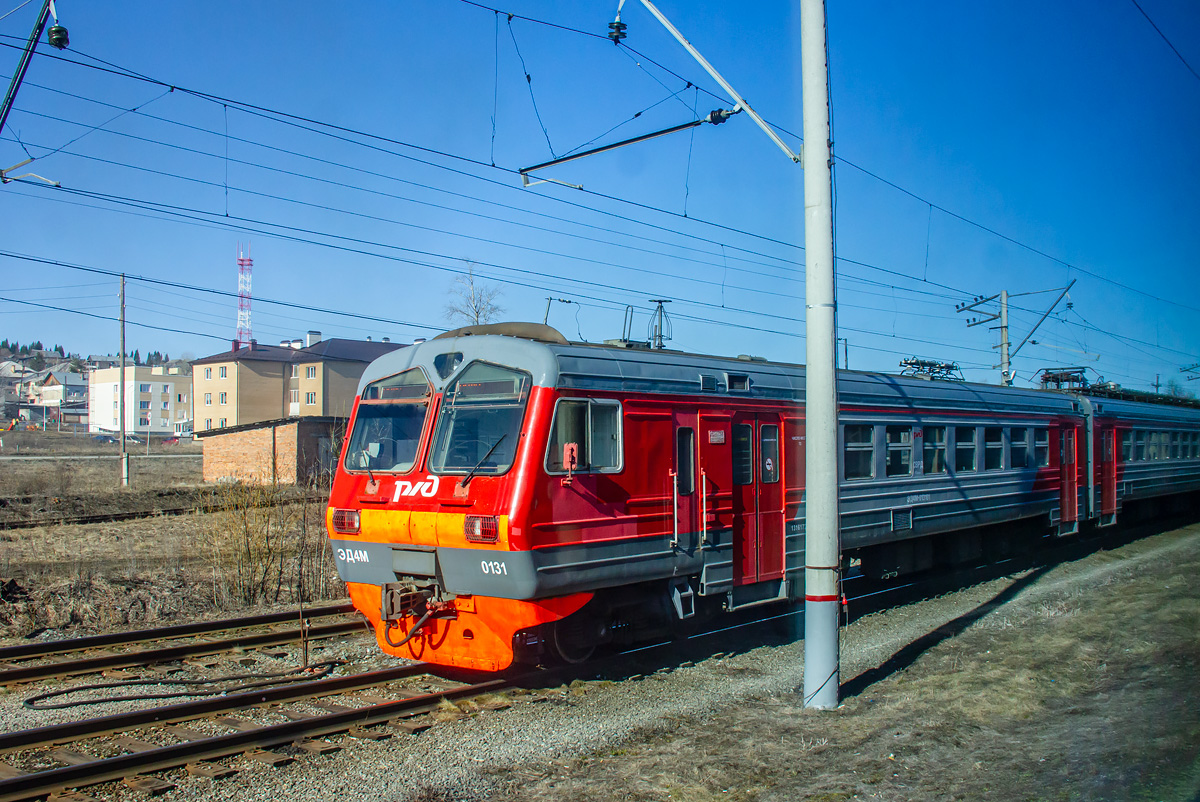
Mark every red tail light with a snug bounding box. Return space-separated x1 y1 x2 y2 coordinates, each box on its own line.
464 515 499 543
331 508 361 534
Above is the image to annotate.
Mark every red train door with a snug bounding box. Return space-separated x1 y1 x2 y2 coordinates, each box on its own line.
1059 425 1078 530
729 412 785 584
757 418 785 581
698 413 732 556
672 411 700 550
1100 427 1117 525
730 414 759 585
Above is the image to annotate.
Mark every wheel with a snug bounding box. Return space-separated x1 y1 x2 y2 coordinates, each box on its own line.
549 615 599 664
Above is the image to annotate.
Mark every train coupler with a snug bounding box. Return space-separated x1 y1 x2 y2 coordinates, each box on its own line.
381 582 432 622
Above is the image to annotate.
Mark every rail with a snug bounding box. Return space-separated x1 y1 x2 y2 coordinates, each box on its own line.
0 674 506 802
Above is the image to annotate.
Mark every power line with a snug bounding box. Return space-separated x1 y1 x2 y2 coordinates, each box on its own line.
0 294 229 341
26 179 984 341
9 125 973 322
1129 0 1200 83
2 24 1190 317
0 38 805 257
0 249 446 334
837 157 1200 314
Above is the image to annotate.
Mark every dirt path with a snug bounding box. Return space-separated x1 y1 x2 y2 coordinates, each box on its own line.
489 523 1200 802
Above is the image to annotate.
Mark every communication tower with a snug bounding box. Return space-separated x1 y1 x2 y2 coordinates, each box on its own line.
236 243 253 346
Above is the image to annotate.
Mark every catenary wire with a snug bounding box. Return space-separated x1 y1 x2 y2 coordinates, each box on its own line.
1 33 1187 318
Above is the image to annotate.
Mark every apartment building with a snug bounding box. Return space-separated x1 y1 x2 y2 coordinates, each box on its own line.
88 365 193 435
190 331 403 433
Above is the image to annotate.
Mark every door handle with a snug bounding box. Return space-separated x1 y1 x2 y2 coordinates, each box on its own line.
700 469 708 547
669 468 679 550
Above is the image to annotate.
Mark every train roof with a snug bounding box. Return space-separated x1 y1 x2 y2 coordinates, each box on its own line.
359 325 1084 418
1074 394 1200 426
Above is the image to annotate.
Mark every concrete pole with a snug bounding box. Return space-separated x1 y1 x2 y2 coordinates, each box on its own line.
999 290 1011 386
119 275 129 487
801 0 841 709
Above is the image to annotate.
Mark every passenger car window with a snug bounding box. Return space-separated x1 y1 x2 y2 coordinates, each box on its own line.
733 424 754 485
1011 427 1029 469
1120 431 1132 462
885 426 912 477
760 424 780 484
955 427 977 473
1034 428 1050 466
546 399 623 473
676 427 696 495
984 427 1003 470
844 425 874 480
923 426 947 474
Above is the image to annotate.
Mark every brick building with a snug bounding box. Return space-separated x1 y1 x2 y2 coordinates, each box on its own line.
196 417 346 485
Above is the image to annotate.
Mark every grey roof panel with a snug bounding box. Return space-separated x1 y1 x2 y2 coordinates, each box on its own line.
354 335 1088 418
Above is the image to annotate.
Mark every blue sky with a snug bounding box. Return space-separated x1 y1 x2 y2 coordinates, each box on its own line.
1 0 1196 391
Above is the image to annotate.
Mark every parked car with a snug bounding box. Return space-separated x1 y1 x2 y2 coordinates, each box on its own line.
161 437 179 445
124 435 143 444
92 434 118 444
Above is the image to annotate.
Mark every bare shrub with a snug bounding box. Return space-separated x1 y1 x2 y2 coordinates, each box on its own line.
12 467 49 497
202 483 339 609
52 461 75 496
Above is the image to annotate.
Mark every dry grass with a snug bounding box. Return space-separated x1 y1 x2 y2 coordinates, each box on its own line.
0 453 206 527
1 482 341 640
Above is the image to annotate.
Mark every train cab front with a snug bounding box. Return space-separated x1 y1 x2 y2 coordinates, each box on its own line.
325 347 590 672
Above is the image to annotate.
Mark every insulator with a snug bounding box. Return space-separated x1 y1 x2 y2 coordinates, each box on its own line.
47 24 69 50
608 20 627 44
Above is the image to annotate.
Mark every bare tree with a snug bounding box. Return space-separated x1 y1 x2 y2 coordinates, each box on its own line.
445 263 504 326
1165 378 1196 399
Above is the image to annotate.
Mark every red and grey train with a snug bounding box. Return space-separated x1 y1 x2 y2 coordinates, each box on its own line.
324 323 1200 671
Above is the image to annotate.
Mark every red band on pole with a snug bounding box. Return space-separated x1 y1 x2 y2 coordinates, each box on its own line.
805 594 840 602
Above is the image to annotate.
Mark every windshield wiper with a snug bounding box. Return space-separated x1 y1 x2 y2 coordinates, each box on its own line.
461 434 506 487
361 449 376 484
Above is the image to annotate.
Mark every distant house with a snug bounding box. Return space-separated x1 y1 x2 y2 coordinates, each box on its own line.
189 331 403 434
88 365 193 435
15 367 89 425
87 354 123 370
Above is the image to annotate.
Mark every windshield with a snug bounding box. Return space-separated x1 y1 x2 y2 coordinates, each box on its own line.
344 368 430 474
428 361 530 475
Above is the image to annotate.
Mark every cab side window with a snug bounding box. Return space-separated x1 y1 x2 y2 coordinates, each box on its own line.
545 399 623 473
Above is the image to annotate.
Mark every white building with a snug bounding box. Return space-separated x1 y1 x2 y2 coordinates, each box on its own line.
88 366 192 435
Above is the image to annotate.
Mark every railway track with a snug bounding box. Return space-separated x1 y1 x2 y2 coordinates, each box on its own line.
0 662 508 801
0 603 363 685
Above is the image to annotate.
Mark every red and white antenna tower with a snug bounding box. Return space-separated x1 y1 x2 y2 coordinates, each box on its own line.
236 242 253 346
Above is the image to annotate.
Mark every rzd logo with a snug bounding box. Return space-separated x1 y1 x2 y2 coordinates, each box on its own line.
393 475 440 501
